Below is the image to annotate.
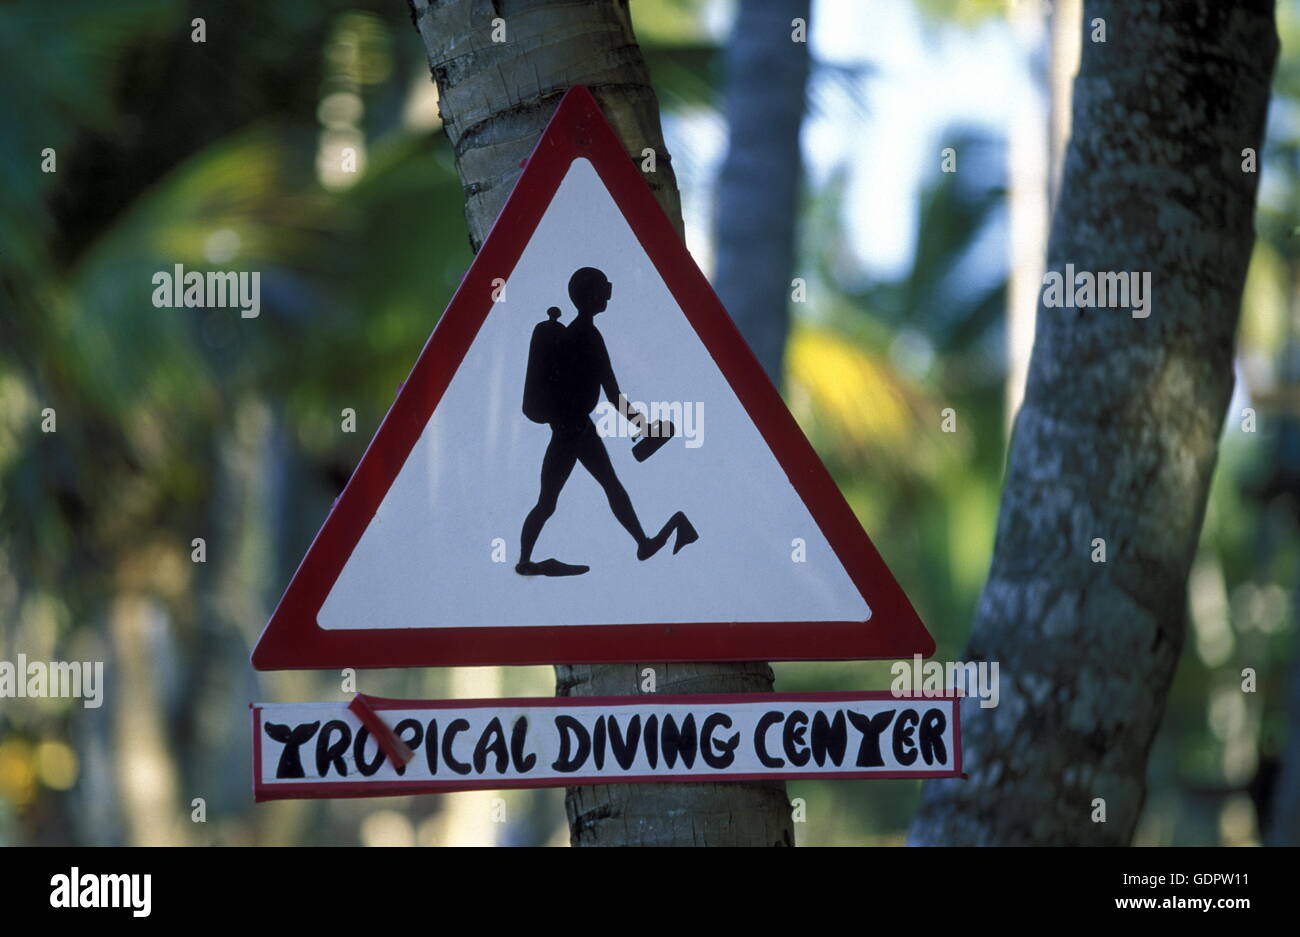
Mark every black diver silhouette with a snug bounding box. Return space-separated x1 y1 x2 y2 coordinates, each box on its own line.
516 266 697 577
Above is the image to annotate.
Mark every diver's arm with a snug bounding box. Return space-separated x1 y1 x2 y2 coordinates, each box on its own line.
598 337 647 434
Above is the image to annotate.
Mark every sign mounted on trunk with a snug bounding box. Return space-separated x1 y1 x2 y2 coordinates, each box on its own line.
251 86 932 670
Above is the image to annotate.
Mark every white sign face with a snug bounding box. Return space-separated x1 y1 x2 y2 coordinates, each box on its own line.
252 693 961 800
318 158 866 632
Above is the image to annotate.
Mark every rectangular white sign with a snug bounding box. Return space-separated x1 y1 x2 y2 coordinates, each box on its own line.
252 692 961 800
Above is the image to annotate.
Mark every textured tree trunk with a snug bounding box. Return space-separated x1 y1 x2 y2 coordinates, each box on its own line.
712 0 810 386
910 0 1277 845
407 0 793 846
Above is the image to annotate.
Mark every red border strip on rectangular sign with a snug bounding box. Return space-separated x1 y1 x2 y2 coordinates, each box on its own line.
252 691 962 801
251 86 933 670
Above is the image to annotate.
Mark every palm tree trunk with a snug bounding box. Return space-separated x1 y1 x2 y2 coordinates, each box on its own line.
910 0 1278 845
407 0 793 846
712 0 810 386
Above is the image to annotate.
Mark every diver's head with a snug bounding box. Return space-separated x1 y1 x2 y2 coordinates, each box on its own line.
568 267 612 314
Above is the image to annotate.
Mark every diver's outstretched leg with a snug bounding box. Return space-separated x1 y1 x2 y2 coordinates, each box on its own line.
575 421 649 546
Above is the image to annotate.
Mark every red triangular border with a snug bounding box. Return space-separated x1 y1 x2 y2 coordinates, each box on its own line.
252 86 934 670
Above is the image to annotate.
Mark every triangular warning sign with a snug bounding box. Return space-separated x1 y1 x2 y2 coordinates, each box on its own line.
252 86 933 671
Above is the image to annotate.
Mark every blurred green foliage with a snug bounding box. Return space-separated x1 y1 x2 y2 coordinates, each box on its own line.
0 0 1297 847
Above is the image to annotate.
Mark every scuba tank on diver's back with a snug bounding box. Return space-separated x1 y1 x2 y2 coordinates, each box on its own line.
521 306 567 424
